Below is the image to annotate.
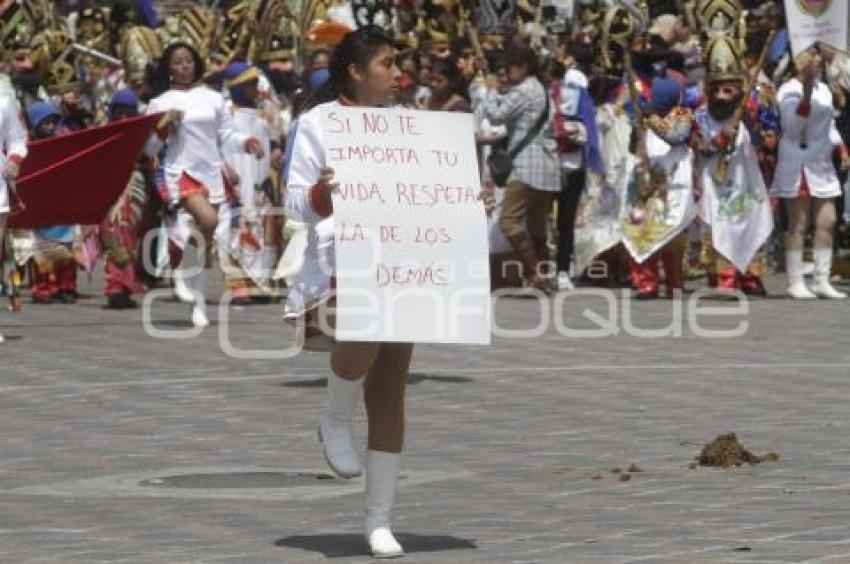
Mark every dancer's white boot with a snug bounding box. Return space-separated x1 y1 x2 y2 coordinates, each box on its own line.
172 263 194 303
190 269 210 328
809 248 847 299
318 373 364 478
786 250 817 299
365 450 403 558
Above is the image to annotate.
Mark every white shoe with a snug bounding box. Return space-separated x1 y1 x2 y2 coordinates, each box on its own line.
556 271 574 291
810 248 847 299
318 413 361 478
786 250 817 299
173 266 194 303
365 450 403 558
191 305 210 328
368 526 403 558
0 333 5 344
190 270 210 328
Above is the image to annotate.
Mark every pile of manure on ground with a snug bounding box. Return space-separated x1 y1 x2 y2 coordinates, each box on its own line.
697 433 779 468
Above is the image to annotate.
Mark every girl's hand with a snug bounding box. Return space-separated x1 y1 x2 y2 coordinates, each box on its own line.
4 160 19 180
245 137 265 159
317 166 339 198
155 109 183 139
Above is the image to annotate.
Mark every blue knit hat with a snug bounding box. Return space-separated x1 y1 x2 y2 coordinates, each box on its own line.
27 101 60 129
108 88 139 122
225 61 259 88
309 68 330 89
650 78 683 116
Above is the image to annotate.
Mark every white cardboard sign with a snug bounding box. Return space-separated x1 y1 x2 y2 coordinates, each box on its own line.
321 106 491 344
784 0 848 57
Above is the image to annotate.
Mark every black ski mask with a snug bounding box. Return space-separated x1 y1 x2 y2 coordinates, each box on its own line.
708 81 743 122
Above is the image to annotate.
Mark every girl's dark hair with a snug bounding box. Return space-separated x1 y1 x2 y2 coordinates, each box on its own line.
302 25 395 112
431 57 469 101
148 41 206 98
503 44 540 79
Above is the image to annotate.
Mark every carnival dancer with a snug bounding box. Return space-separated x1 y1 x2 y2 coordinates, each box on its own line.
218 61 276 305
571 4 647 288
0 88 27 343
772 47 849 299
145 41 264 327
694 35 773 296
284 26 412 558
623 78 696 299
27 101 79 305
99 89 150 309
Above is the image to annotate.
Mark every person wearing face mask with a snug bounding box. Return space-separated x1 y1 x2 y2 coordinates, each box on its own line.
217 61 275 305
694 34 773 297
8 45 46 114
623 78 696 299
145 41 265 328
772 47 850 299
93 88 151 310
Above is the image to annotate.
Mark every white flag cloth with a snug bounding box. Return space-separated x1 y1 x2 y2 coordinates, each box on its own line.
621 129 696 264
696 111 774 272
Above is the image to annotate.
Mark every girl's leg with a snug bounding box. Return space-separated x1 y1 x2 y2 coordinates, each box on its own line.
364 343 413 453
785 197 816 299
810 197 846 298
363 342 413 558
180 195 218 327
318 342 381 478
182 194 218 247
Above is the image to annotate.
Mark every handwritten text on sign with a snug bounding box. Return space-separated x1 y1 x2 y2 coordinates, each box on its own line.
322 106 490 344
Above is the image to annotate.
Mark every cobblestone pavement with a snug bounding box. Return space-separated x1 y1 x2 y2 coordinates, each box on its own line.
1 273 850 563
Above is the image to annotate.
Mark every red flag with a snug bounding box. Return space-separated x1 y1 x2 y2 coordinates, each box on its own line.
8 113 162 229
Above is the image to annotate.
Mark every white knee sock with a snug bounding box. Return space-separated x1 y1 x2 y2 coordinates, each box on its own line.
325 372 364 421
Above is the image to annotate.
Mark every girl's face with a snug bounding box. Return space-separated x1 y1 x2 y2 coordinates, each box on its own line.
429 71 452 100
37 117 58 137
507 63 527 85
350 45 400 106
169 47 195 86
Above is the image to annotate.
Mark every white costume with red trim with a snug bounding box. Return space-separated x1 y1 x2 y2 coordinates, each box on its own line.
0 95 28 214
283 101 339 319
145 85 248 206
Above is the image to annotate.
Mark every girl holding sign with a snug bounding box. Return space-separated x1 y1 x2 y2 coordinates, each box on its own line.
145 42 265 327
284 26 412 558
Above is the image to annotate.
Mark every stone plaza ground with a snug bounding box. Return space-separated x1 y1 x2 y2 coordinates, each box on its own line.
1 272 850 563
